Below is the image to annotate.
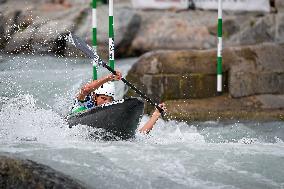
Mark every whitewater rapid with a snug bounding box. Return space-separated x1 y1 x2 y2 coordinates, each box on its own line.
0 55 283 189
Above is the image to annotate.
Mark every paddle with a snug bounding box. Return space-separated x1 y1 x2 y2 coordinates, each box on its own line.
63 33 164 115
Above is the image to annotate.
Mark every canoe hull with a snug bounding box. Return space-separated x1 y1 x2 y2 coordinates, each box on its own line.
67 98 144 140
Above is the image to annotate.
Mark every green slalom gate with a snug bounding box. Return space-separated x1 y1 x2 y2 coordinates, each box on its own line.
109 0 115 70
92 0 115 80
217 0 222 93
92 0 98 80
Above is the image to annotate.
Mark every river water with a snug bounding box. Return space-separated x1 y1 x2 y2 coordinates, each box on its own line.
0 55 283 189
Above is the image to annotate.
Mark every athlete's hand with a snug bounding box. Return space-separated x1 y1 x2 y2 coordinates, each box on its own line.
153 103 167 117
113 71 122 81
108 70 122 81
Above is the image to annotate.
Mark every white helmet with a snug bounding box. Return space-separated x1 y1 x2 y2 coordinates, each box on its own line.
94 82 115 99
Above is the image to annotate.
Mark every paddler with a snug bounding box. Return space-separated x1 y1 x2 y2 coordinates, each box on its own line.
71 70 167 134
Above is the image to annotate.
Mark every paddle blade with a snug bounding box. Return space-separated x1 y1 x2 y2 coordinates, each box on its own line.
63 33 102 66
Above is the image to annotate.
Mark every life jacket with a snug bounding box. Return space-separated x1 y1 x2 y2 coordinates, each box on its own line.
71 94 96 114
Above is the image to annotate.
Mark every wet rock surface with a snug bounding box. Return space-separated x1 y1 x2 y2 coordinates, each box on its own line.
165 94 284 122
0 154 87 189
275 0 284 11
127 43 284 100
0 0 284 57
0 0 283 121
0 0 141 58
127 43 284 120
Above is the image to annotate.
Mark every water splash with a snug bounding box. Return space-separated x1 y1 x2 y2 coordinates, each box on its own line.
136 116 206 145
0 55 283 189
0 94 90 144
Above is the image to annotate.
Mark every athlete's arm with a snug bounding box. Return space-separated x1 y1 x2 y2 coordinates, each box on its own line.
77 71 122 101
139 103 167 134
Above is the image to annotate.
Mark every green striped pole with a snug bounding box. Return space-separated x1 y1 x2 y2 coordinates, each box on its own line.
92 0 98 80
217 0 223 93
109 0 115 70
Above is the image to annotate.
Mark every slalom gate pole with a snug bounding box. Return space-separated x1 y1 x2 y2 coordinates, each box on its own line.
217 0 223 93
92 0 98 80
109 0 115 70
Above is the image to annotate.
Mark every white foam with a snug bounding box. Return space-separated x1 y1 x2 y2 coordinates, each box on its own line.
135 116 206 145
0 94 90 145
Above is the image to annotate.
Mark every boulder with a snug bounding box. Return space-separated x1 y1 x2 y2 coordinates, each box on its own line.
275 0 284 11
0 13 6 49
31 19 75 55
126 49 229 102
0 154 87 189
230 14 276 46
165 94 284 121
0 10 23 50
130 10 216 54
5 4 89 55
276 12 284 43
31 5 90 55
126 43 284 102
4 26 35 54
114 7 142 57
256 94 284 109
2 0 284 57
114 9 283 56
3 8 35 53
229 43 284 97
127 10 284 56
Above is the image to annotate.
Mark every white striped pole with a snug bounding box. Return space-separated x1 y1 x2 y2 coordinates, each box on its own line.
92 0 98 80
217 0 222 93
109 0 115 70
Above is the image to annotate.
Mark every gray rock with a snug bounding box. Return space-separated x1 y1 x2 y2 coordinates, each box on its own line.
256 94 284 109
130 10 216 54
2 8 34 52
73 8 92 44
229 43 284 97
0 0 6 4
127 43 284 101
28 5 87 55
225 14 256 45
0 154 87 189
115 7 142 57
4 26 35 53
1 0 284 57
0 13 6 49
1 10 22 47
276 13 284 43
3 2 87 55
32 20 74 54
275 0 284 11
128 10 283 56
126 49 229 101
235 14 276 45
229 71 284 97
166 94 284 121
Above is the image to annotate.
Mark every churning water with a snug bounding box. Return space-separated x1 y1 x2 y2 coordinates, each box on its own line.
0 54 283 189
